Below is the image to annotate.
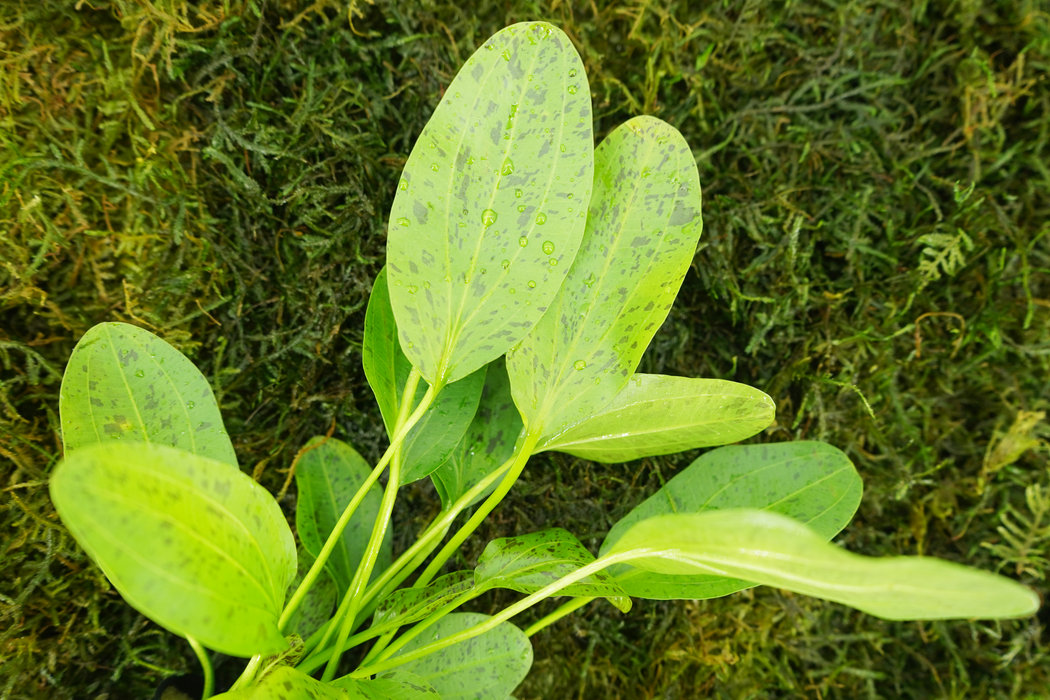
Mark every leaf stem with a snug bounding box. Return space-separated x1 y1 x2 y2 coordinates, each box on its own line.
186 636 213 700
228 654 261 692
524 596 594 636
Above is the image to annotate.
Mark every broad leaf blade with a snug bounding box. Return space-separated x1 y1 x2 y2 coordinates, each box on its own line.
363 270 487 484
538 374 774 462
431 359 524 510
372 571 476 635
476 528 630 612
508 116 703 438
49 443 295 657
59 322 236 466
214 667 345 699
387 22 593 385
284 548 337 641
393 613 532 700
332 671 442 699
607 510 1040 620
295 437 392 596
599 441 862 600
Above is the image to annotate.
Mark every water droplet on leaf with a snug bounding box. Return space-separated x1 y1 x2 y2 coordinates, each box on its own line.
482 209 498 227
542 241 555 254
535 212 547 225
398 178 408 191
501 259 510 271
518 236 528 247
574 360 587 370
527 280 537 288
396 217 410 226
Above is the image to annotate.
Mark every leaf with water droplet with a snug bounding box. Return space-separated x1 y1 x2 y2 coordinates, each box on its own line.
387 22 593 386
59 322 236 466
507 115 703 439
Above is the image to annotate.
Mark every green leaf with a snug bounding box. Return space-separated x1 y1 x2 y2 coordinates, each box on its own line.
599 441 863 600
507 116 703 438
475 528 630 612
284 549 337 641
213 666 346 699
430 359 524 510
537 374 774 462
295 437 392 596
371 571 477 635
59 322 236 466
363 269 487 484
392 613 532 700
49 443 295 657
387 22 593 386
606 509 1041 620
332 671 442 700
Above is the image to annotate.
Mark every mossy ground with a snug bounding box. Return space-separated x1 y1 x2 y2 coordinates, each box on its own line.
2 1 1048 698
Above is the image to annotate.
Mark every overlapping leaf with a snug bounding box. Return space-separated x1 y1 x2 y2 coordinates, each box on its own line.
538 374 774 462
371 571 477 635
59 322 236 466
332 671 443 699
606 510 1040 620
364 269 487 484
387 21 594 386
214 666 345 699
295 437 392 595
508 115 703 438
49 443 295 657
599 441 862 600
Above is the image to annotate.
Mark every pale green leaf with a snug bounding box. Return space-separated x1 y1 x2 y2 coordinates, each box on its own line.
431 359 524 510
59 322 236 465
475 528 630 612
49 443 295 657
284 549 337 641
607 510 1040 620
371 571 476 635
295 437 392 596
392 613 532 700
507 116 703 438
214 666 346 699
332 671 442 700
363 269 487 484
387 22 593 386
599 441 862 600
538 374 774 462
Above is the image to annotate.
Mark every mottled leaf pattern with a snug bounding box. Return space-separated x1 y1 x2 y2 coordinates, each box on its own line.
49 443 295 657
508 116 703 438
475 528 630 612
332 671 443 699
387 22 593 385
59 322 236 465
607 510 1040 620
295 437 392 596
393 613 532 700
363 269 487 484
538 374 774 462
599 441 862 600
372 571 477 634
214 666 345 699
431 359 524 510
284 549 337 641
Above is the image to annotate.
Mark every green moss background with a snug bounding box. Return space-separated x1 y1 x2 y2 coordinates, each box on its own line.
2 0 1048 697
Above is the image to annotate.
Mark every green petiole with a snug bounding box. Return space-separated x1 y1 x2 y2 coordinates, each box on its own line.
524 596 594 636
186 636 213 700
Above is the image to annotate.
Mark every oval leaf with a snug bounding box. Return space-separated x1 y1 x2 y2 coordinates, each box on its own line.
606 509 1041 620
599 441 863 600
285 548 337 641
538 374 774 462
214 666 345 699
49 443 295 657
295 437 392 596
387 21 594 386
507 116 703 438
431 358 524 510
363 269 487 484
372 571 476 635
392 613 532 700
60 322 236 465
332 671 442 700
476 528 630 612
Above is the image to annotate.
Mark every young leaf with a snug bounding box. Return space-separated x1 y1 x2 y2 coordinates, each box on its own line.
372 571 477 634
599 441 863 600
391 613 532 700
332 671 442 699
507 116 703 438
49 443 295 657
284 548 337 641
213 666 345 699
387 21 593 386
475 528 630 612
537 374 774 462
295 437 392 596
430 359 524 510
59 322 236 466
363 269 487 484
606 510 1040 620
